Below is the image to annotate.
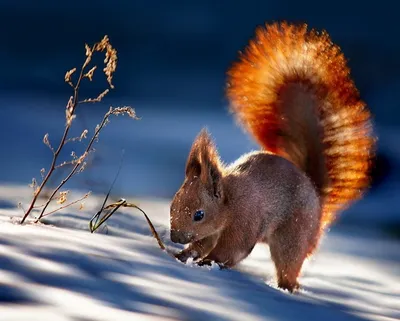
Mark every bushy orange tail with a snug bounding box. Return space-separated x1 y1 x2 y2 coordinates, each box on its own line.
226 22 375 229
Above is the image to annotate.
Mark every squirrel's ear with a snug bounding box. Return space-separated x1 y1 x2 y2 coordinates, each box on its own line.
185 135 203 178
186 129 223 199
205 159 223 200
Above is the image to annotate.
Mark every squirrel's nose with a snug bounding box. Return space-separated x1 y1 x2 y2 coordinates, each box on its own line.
170 230 192 244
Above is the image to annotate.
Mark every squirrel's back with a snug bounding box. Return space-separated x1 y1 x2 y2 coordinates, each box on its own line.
226 22 375 230
226 150 320 226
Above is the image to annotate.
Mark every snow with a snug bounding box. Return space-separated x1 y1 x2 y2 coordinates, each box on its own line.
0 185 399 321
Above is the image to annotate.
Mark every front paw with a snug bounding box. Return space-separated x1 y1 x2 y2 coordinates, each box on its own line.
174 249 198 263
174 250 189 263
197 259 213 267
197 258 227 270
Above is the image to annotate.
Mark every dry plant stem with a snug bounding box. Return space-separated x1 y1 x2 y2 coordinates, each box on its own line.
21 36 123 224
20 62 88 225
37 192 90 220
90 199 171 255
115 202 167 251
36 109 115 221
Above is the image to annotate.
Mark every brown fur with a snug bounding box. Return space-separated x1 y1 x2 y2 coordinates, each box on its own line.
169 22 375 293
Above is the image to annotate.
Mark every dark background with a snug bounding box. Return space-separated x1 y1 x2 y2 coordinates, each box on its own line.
0 0 398 227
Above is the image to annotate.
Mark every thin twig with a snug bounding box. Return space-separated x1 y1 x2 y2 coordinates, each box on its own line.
64 130 88 145
36 109 115 221
43 134 54 153
20 60 88 224
38 192 91 220
78 89 110 104
55 160 76 169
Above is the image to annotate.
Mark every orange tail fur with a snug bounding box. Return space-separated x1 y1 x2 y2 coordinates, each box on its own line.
226 22 375 229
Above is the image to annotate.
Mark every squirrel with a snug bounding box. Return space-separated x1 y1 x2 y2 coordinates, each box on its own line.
169 22 375 293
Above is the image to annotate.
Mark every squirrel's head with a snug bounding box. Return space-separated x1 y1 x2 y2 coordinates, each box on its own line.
170 129 226 244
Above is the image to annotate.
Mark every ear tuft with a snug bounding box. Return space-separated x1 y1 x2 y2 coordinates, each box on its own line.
185 128 223 198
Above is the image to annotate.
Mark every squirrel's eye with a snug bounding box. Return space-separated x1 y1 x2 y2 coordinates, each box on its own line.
193 210 205 222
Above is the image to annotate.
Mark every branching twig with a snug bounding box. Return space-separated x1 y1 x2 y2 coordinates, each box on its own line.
43 134 54 153
79 89 110 104
55 160 76 169
64 129 89 145
38 192 91 220
20 35 136 224
36 108 135 221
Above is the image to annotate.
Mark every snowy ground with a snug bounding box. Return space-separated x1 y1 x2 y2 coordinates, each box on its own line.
0 185 399 321
0 91 399 321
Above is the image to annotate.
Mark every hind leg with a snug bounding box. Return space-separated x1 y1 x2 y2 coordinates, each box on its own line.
269 242 304 292
268 215 319 292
